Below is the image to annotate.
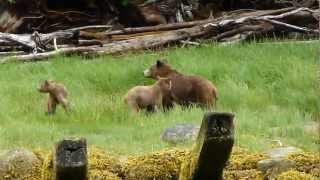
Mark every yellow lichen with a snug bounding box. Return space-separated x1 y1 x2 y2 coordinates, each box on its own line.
1 148 319 180
226 149 267 170
87 146 122 179
178 150 195 180
123 149 189 180
33 149 53 180
224 169 263 180
88 170 121 180
287 152 320 178
276 170 315 180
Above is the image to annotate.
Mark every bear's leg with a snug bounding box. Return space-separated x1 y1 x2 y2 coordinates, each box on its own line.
57 94 69 114
131 103 140 113
47 95 57 115
198 92 216 110
180 101 192 109
163 102 174 111
146 105 156 113
162 97 174 112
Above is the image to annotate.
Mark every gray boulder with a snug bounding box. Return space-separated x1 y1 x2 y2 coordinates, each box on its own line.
257 158 295 178
258 146 301 179
161 124 200 144
265 146 301 159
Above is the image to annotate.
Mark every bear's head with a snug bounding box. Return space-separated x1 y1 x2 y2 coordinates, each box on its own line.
143 59 172 79
38 80 55 93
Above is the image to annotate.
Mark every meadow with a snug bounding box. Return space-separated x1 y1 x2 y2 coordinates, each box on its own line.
0 42 318 155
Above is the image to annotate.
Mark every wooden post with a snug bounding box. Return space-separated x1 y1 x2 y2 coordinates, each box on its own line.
53 138 87 180
179 112 235 180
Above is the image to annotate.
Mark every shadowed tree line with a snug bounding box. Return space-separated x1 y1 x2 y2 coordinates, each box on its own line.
0 0 318 33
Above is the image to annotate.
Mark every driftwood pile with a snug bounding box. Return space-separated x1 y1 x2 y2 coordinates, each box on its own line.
0 7 319 63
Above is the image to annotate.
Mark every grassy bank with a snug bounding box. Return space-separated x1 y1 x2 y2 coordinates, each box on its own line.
0 42 318 154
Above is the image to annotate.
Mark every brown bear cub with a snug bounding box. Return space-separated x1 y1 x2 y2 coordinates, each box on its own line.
124 77 172 113
143 60 218 109
38 80 69 115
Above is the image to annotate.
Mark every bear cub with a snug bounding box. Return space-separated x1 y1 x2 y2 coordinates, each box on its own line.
38 80 69 115
124 77 172 113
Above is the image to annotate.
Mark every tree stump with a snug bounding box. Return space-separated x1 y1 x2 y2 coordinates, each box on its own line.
179 112 235 180
53 138 87 180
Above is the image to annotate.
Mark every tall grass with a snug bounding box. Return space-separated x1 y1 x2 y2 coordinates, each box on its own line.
0 42 318 154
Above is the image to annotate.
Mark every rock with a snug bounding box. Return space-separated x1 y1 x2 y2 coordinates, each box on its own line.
0 149 38 179
161 124 199 144
257 158 295 175
303 121 319 135
259 147 302 179
265 147 301 159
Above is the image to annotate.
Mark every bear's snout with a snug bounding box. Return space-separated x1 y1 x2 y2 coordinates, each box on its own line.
143 69 151 77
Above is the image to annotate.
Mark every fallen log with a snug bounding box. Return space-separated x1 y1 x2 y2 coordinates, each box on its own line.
0 7 318 63
104 18 215 36
214 22 274 41
0 24 216 62
75 8 297 39
0 30 77 53
0 33 36 51
0 51 26 56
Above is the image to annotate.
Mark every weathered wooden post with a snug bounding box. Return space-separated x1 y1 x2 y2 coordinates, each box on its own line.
53 138 87 180
179 112 235 180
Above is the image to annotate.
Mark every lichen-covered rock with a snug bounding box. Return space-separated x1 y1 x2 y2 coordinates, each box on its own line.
276 170 314 180
0 149 42 180
123 149 189 180
287 152 320 178
257 158 294 174
257 158 295 179
161 124 199 144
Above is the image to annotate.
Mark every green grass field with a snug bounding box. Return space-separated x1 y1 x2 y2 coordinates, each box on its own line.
0 42 319 155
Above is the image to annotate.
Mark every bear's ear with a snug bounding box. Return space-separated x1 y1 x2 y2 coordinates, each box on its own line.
156 60 164 67
45 80 53 86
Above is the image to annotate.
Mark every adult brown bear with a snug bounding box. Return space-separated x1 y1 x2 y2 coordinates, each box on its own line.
143 60 218 109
